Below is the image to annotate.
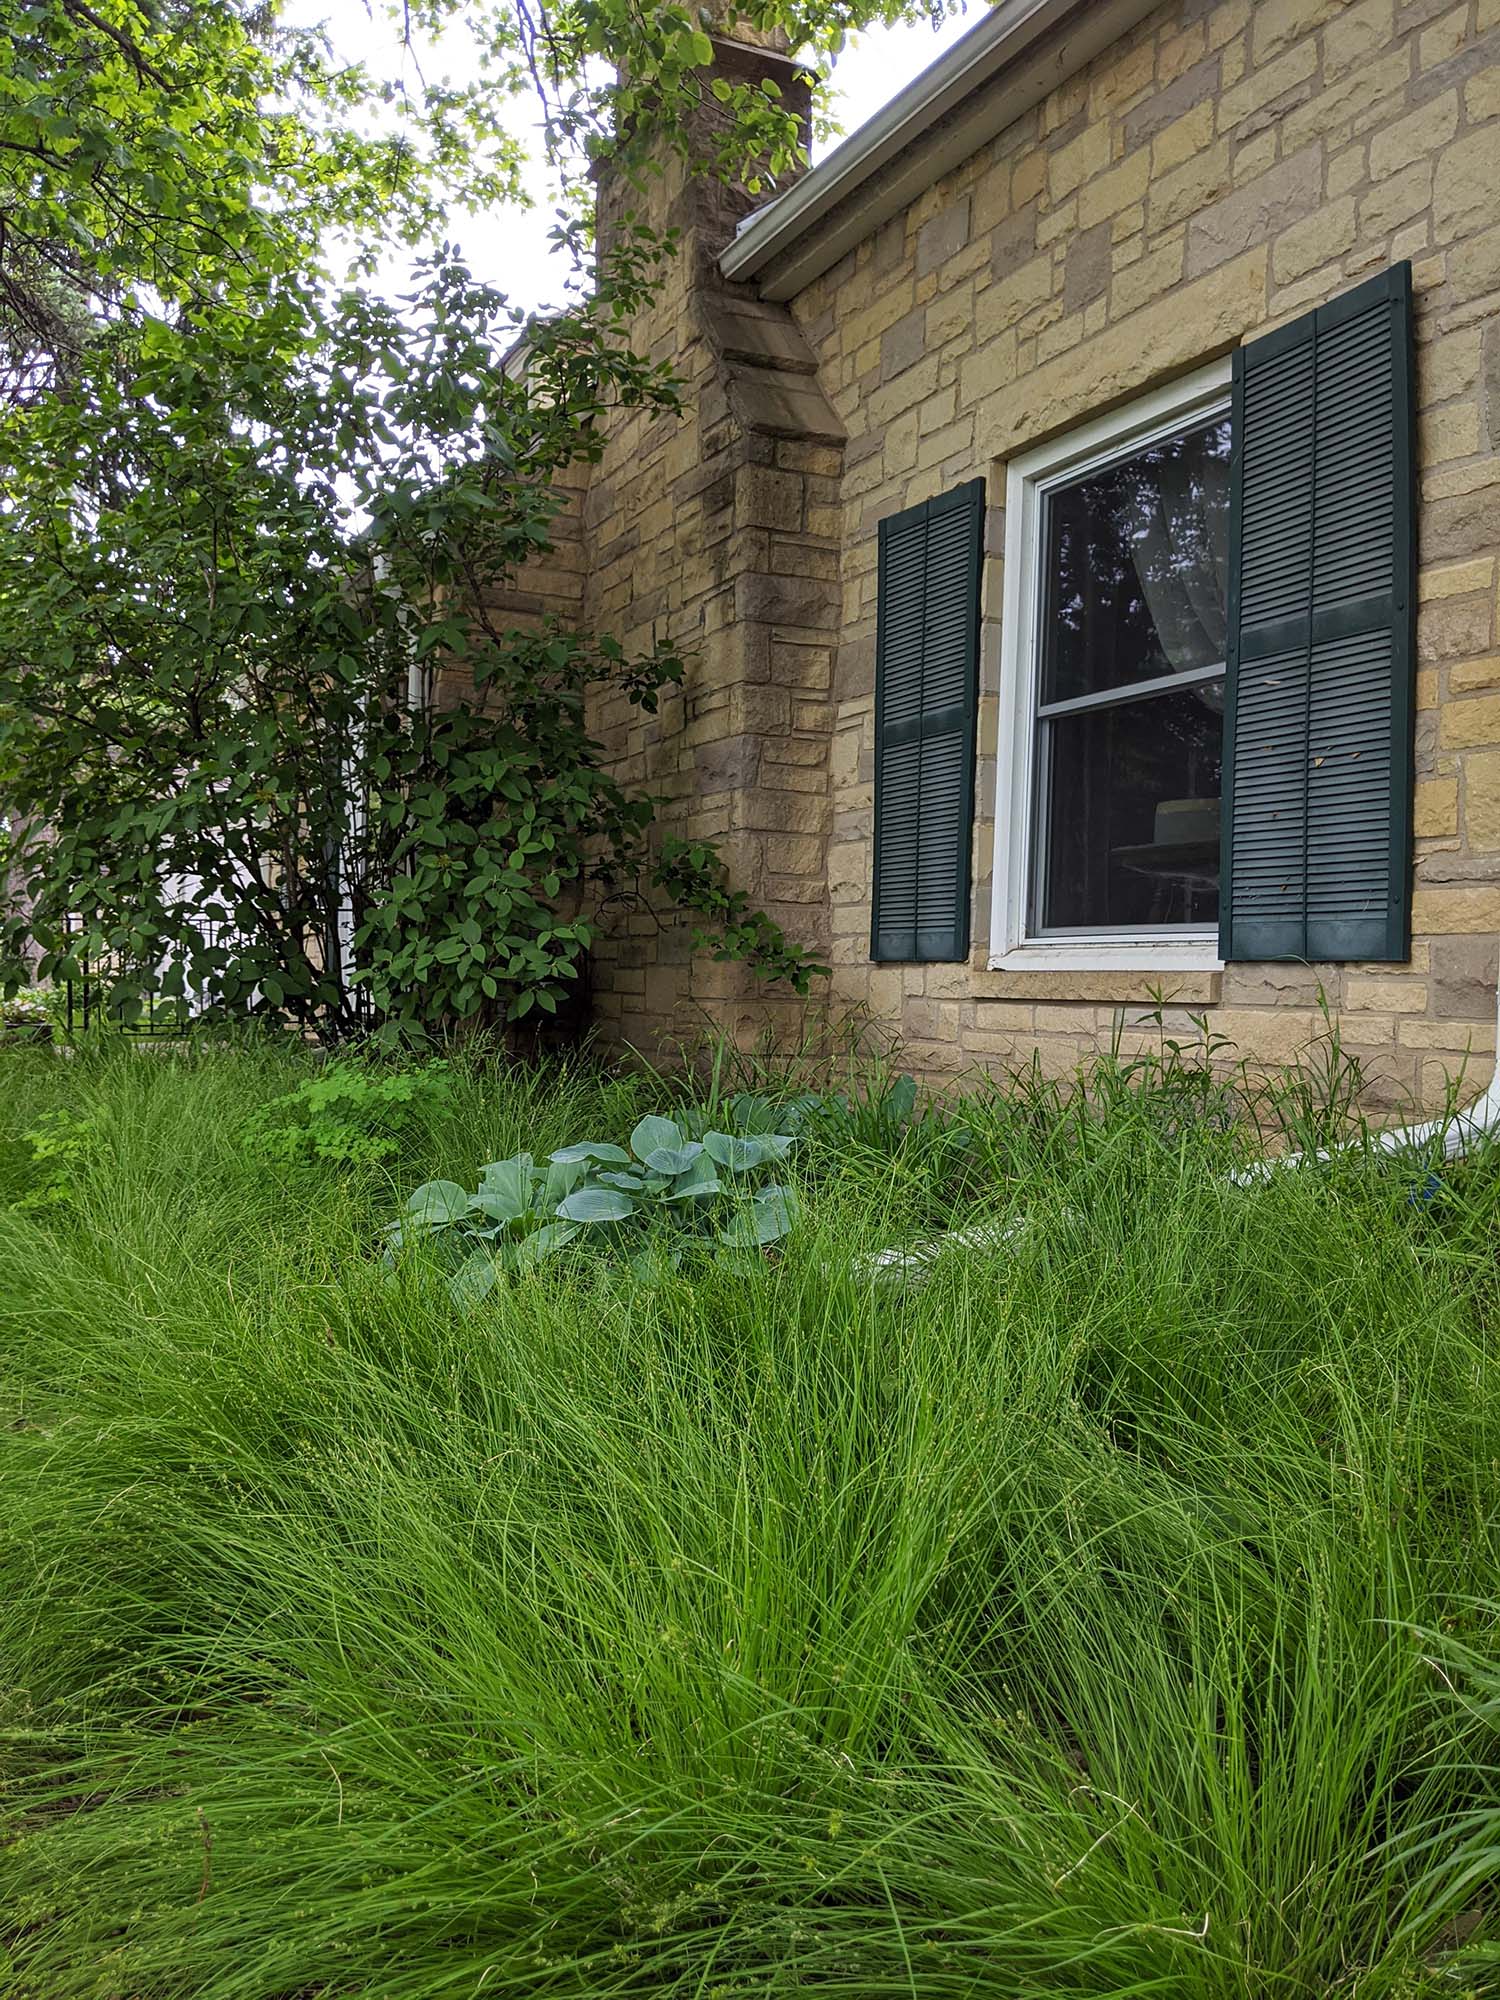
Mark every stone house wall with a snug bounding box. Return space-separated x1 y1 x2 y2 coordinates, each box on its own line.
521 0 1500 1107
567 39 853 1055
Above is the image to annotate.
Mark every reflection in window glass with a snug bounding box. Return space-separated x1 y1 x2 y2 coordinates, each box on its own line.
1041 417 1232 705
1032 410 1231 936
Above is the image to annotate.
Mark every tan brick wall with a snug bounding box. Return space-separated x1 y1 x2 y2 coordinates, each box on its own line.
769 0 1500 1111
509 0 1500 1112
574 42 848 1057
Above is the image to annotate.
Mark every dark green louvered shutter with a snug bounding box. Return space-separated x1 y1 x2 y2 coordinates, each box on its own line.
872 478 984 962
1221 261 1416 962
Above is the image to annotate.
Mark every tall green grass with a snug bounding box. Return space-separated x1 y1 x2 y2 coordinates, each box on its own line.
1 1035 1498 1996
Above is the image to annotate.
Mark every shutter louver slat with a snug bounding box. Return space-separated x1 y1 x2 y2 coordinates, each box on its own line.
1221 262 1415 964
872 479 984 964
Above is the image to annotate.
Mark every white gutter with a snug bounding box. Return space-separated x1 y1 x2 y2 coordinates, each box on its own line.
720 0 1162 301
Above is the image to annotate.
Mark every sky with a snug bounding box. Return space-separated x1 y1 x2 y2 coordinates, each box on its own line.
282 0 978 316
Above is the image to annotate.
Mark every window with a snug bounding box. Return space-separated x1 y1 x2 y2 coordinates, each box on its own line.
992 361 1232 971
870 264 1415 976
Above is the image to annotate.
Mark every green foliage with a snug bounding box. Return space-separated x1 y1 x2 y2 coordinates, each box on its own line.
0 0 523 400
0 1039 1498 1993
0 244 829 1042
13 1104 94 1209
1 0 926 1039
244 1058 453 1166
395 1110 799 1300
651 838 830 996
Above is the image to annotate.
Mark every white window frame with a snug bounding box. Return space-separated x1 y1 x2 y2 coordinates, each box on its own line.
988 358 1233 974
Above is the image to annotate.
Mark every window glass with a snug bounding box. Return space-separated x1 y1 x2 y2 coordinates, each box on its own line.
1038 682 1223 931
1031 408 1230 937
1040 417 1232 705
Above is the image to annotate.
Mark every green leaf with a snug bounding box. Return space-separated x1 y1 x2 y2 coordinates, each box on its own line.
556 1186 637 1224
550 1141 632 1165
541 1156 586 1206
630 1115 683 1160
449 1252 499 1308
703 1132 794 1172
474 1154 536 1221
512 1221 580 1266
405 1179 470 1225
662 1169 722 1202
627 1243 682 1285
719 1183 800 1248
643 1141 703 1176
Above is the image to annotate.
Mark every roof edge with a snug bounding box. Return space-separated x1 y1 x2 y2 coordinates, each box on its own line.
720 0 1161 301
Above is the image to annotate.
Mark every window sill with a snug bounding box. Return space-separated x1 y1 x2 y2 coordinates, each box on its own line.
988 941 1224 975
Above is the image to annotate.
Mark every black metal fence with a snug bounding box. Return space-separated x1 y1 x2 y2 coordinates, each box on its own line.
61 916 235 1039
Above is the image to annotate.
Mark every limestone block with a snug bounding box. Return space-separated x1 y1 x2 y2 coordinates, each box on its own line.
1064 221 1114 311
1251 0 1328 61
1412 884 1500 930
1186 145 1323 277
1434 125 1500 243
1077 149 1151 231
1428 933 1500 1018
1420 593 1494 662
917 196 971 276
1323 0 1395 79
1345 976 1430 1012
1217 42 1319 133
1415 775 1461 835
1048 122 1111 203
1371 90 1460 182
1440 690 1500 747
1124 56 1220 151
1149 141 1235 234
1272 196 1359 284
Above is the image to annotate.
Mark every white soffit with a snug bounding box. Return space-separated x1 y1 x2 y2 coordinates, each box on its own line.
720 0 1162 301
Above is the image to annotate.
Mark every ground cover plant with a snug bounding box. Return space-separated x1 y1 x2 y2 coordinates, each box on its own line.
1 1034 1499 1995
394 1107 801 1302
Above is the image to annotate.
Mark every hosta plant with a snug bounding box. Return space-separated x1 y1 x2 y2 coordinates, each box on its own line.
391 1114 799 1304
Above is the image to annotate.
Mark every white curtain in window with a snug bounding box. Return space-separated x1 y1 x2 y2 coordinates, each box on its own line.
1123 443 1230 675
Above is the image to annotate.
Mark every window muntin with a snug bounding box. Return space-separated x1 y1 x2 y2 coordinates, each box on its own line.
1029 407 1231 940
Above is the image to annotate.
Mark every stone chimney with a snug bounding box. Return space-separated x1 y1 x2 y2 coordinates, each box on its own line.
583 29 847 1059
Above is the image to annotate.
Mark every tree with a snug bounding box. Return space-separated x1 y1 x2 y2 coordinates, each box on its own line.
0 0 937 1039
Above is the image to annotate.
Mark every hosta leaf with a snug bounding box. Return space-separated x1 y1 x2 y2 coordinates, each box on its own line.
888 1075 919 1124
541 1156 586 1205
719 1182 800 1247
627 1244 683 1285
449 1251 498 1308
596 1169 647 1191
550 1141 632 1165
643 1142 703 1176
556 1186 636 1224
405 1179 469 1225
662 1164 721 1201
513 1221 580 1266
473 1154 536 1221
630 1115 682 1160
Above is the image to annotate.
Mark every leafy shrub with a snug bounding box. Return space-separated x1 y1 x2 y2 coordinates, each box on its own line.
13 1106 95 1210
243 1059 452 1167
393 1111 799 1301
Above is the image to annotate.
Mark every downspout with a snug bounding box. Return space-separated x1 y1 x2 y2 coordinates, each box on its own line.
861 975 1500 1281
1234 973 1500 1182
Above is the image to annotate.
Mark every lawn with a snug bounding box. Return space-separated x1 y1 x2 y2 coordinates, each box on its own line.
1 1034 1497 1997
